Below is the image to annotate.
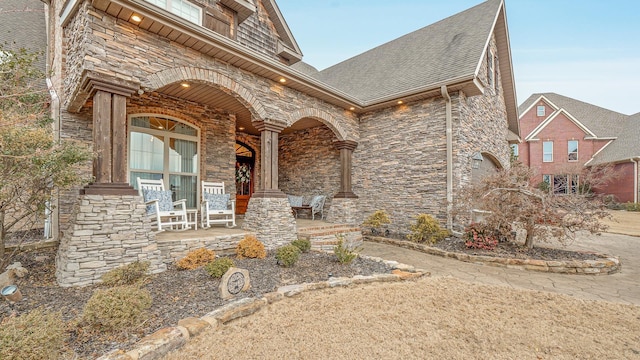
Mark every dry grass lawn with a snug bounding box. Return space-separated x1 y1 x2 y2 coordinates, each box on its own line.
602 210 640 237
164 277 640 359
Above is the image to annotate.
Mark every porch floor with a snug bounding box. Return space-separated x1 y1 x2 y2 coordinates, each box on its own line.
154 218 335 241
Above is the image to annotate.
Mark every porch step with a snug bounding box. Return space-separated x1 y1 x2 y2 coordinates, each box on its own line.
297 224 363 252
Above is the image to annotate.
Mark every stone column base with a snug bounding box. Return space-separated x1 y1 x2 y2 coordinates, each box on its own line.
326 197 360 225
55 194 166 287
242 197 297 248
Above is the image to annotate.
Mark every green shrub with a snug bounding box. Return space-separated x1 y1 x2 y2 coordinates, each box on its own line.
205 257 235 278
81 285 152 332
101 261 150 286
236 235 267 259
0 308 68 360
291 239 311 253
275 245 301 267
176 248 216 270
623 202 640 212
407 214 450 244
333 235 362 264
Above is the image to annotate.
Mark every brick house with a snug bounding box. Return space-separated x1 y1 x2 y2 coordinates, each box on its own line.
36 0 519 285
517 92 639 203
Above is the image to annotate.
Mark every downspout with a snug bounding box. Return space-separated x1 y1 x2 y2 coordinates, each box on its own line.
634 158 639 203
441 85 453 230
46 77 60 240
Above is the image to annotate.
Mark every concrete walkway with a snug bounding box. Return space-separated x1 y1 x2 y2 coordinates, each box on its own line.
361 232 640 305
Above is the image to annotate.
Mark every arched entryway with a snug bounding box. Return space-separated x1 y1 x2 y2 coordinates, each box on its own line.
235 141 255 214
471 151 504 183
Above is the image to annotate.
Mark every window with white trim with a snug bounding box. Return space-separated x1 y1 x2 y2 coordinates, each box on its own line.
510 143 519 158
129 115 199 208
543 141 553 162
144 0 202 25
568 140 578 161
537 105 545 117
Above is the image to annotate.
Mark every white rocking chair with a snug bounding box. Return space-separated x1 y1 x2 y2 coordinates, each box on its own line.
137 178 189 231
201 181 236 228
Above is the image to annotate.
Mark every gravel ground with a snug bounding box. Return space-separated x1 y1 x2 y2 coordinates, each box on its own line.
0 247 392 359
164 276 640 360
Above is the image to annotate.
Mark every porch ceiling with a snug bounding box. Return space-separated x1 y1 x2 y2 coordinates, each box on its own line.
157 82 323 136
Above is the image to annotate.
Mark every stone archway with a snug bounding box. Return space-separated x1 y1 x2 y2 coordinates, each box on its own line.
145 66 271 123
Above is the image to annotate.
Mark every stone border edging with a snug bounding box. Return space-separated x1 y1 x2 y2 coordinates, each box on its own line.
365 236 621 275
97 257 427 360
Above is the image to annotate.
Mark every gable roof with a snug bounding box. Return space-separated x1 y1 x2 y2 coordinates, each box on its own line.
589 113 640 165
525 108 597 141
519 92 628 139
0 0 47 72
303 0 518 134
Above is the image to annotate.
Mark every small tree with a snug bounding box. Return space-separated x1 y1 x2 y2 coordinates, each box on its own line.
454 162 615 249
0 45 91 270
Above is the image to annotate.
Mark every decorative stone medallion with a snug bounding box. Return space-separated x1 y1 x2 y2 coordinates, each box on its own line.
219 267 251 299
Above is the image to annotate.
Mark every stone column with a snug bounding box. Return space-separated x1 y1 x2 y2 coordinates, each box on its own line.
81 78 138 195
242 120 296 247
327 140 360 224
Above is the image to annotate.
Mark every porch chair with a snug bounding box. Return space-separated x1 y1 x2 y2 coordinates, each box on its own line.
201 181 236 228
309 195 326 220
137 177 189 232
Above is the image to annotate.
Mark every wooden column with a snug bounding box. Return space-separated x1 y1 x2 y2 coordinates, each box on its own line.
81 77 139 195
334 140 358 199
93 90 112 183
252 121 286 198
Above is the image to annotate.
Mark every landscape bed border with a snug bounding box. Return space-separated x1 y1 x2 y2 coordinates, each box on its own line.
97 256 427 360
365 236 621 275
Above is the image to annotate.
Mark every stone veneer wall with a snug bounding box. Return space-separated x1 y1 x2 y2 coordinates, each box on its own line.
354 98 448 236
242 197 296 247
55 195 166 287
279 126 341 212
60 2 360 135
454 34 510 190
326 198 359 225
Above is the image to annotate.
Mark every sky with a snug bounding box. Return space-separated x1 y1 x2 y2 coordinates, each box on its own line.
276 0 640 115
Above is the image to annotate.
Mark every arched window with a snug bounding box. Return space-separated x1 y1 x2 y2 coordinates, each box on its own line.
129 115 199 208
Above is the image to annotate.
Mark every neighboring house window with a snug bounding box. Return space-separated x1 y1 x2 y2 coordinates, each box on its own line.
510 143 518 159
144 0 202 25
537 105 545 117
542 174 551 185
543 141 553 162
487 49 494 89
129 115 199 208
568 140 578 161
552 174 579 194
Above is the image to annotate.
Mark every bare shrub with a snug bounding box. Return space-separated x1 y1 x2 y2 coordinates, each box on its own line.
454 163 616 249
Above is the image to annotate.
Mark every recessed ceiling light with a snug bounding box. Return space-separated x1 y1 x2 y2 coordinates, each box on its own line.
238 126 245 131
131 14 142 22
279 78 286 83
397 100 403 105
349 107 355 111
181 82 190 88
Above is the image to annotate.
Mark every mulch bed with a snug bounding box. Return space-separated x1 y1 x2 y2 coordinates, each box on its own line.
1 247 392 359
430 236 603 261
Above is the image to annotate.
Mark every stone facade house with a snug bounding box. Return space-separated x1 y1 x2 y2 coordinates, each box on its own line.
37 0 519 285
517 93 639 203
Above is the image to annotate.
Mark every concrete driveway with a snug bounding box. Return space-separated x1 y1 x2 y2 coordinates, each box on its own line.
361 231 640 305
